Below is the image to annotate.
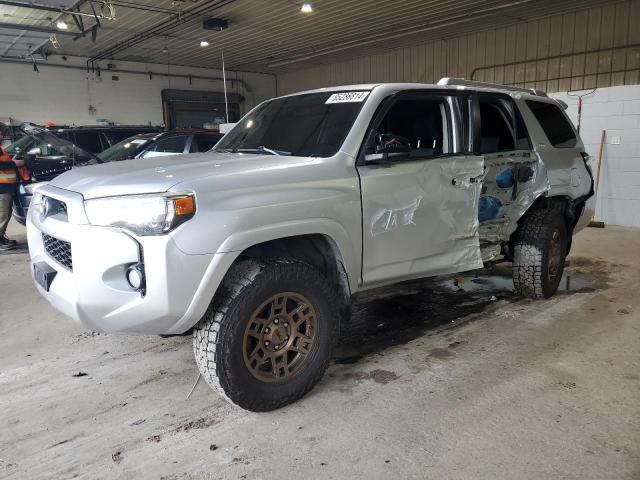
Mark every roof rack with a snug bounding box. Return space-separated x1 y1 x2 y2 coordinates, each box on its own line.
437 77 548 97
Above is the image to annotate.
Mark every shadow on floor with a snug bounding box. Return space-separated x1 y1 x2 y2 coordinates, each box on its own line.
333 264 594 364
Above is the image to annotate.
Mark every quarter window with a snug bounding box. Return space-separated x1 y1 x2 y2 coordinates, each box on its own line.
526 100 577 148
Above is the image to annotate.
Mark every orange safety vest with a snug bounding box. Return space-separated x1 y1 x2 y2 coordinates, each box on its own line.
0 150 18 185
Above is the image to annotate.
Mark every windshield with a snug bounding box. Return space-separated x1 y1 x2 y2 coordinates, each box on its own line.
98 136 152 162
6 129 95 163
5 135 36 156
215 91 369 157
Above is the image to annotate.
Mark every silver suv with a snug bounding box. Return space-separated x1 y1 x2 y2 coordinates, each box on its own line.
27 78 594 411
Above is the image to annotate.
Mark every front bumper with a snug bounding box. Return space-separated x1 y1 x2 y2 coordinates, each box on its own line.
26 185 236 334
12 189 30 225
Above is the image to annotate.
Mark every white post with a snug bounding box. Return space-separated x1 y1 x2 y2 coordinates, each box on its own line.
222 51 229 124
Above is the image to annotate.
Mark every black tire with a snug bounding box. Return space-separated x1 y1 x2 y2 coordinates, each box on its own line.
193 258 340 411
512 208 567 299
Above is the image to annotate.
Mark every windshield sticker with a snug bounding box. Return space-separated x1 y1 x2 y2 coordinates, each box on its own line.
325 91 370 104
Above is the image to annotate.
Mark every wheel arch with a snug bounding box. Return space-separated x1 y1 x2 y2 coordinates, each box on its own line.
509 194 585 256
168 220 359 335
217 218 359 292
238 233 352 313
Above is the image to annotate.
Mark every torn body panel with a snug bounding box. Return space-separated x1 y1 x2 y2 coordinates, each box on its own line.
479 150 550 248
358 155 485 288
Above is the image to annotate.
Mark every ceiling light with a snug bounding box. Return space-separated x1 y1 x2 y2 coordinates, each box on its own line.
162 47 169 54
200 40 210 47
300 3 313 13
56 20 68 30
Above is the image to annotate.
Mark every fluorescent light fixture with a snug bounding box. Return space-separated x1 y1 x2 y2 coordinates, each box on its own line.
300 2 313 13
200 40 210 47
56 20 68 30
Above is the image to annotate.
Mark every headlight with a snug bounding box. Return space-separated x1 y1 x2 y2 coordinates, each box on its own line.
25 182 48 194
84 193 196 236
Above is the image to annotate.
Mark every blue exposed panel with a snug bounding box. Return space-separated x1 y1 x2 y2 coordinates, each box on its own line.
495 168 515 189
479 196 503 222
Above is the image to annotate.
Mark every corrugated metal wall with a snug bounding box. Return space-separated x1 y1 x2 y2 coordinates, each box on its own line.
278 0 640 94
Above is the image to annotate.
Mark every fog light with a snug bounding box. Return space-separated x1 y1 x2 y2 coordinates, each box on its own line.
126 264 145 291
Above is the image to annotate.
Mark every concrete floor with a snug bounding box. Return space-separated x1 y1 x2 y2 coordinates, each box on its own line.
1 222 639 480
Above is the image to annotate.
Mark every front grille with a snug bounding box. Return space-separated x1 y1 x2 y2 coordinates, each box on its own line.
43 234 72 271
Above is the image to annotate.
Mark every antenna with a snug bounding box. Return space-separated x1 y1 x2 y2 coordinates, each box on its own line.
222 51 229 123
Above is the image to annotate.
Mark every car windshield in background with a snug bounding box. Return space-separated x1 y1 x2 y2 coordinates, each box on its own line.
98 136 153 162
7 130 95 163
215 91 369 157
5 135 36 156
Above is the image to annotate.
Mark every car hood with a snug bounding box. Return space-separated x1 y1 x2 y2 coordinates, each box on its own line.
49 152 317 199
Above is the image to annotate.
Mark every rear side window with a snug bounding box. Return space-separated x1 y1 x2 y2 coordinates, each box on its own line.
194 133 222 152
73 131 104 153
526 101 577 148
478 94 531 153
149 135 188 153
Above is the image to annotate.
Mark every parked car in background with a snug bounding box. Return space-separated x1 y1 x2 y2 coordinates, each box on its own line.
8 126 98 224
97 130 223 163
10 127 222 224
50 125 162 154
0 122 26 149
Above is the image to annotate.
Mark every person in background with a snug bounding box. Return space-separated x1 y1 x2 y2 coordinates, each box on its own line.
0 146 24 251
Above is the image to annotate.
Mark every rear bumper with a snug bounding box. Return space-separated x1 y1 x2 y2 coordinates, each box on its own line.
574 192 596 233
26 185 237 334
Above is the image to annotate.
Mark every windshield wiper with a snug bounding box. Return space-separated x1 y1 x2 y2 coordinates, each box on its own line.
217 146 292 156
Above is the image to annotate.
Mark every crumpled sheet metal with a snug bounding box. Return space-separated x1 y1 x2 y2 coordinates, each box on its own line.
479 153 550 243
363 155 485 284
370 195 422 236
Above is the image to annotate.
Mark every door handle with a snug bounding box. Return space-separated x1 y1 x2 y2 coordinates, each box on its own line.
452 175 483 186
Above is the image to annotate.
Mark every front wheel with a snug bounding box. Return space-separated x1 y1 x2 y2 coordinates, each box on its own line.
512 208 567 299
193 258 340 411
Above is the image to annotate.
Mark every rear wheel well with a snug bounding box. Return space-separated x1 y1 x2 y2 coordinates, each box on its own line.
237 234 352 318
509 195 585 256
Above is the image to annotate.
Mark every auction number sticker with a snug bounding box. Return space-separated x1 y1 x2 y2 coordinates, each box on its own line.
325 91 370 104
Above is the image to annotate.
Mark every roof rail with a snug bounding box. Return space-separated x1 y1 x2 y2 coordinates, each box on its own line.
437 77 548 97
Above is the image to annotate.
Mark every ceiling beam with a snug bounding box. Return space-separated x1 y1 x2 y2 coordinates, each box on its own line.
0 22 76 36
87 0 235 65
0 1 62 12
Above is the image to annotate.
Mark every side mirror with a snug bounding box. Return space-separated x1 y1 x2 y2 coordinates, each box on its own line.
365 134 412 164
25 146 41 164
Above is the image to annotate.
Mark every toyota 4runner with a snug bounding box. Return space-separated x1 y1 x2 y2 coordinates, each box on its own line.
27 78 595 411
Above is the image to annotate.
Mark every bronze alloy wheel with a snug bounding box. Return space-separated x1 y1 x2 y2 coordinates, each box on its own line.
548 228 563 282
243 292 317 383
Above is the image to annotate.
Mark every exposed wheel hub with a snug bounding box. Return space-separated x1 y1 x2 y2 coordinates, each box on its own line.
243 292 317 382
262 316 291 351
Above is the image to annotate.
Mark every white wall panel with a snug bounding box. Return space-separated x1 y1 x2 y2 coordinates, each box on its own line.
0 58 276 126
553 85 640 228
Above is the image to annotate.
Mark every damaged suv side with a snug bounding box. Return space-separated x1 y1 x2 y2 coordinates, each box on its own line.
27 78 594 411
